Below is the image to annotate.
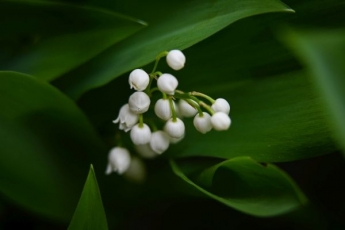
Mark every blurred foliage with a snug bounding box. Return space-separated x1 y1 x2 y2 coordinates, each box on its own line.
0 0 345 229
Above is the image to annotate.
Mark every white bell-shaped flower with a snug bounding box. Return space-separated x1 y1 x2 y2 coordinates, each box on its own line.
166 50 186 70
129 69 150 91
123 156 146 183
128 92 150 114
157 74 178 95
150 131 170 154
169 134 185 144
193 112 212 134
164 118 185 138
178 99 197 117
130 123 152 145
211 98 230 115
105 147 131 175
211 112 231 131
135 144 158 159
113 104 139 132
154 98 175 120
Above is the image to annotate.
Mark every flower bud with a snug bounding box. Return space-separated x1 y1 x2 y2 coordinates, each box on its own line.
130 123 152 145
128 92 150 114
166 50 186 70
154 98 175 120
123 156 146 183
135 144 158 159
169 134 185 144
193 112 212 134
164 118 185 138
157 74 178 95
150 131 170 154
211 112 231 131
129 69 150 91
113 104 139 132
105 147 131 175
178 99 197 117
211 98 230 115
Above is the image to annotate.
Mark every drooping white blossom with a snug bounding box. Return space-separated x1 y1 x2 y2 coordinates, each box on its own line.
154 98 175 120
178 99 198 117
157 74 178 95
129 69 150 91
164 118 185 138
130 123 152 145
113 104 139 132
166 50 186 70
135 144 158 159
211 98 230 115
150 131 170 154
211 112 231 131
169 134 185 144
123 156 146 183
128 92 151 114
193 112 212 134
105 147 131 175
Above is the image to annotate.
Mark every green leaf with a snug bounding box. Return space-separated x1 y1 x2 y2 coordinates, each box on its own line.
171 157 307 217
282 29 345 153
167 71 335 162
68 165 108 230
0 71 106 221
53 0 293 99
0 0 146 81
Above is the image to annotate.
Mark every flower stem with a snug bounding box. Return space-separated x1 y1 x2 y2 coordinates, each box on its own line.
190 91 215 104
169 96 177 122
139 114 144 128
185 99 203 116
199 101 214 115
151 51 168 73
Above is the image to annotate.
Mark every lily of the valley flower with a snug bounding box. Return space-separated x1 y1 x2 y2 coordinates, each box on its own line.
130 123 152 145
178 99 198 117
211 98 230 115
135 144 158 158
211 112 231 131
128 92 151 114
113 104 139 132
157 74 178 95
164 118 185 138
166 50 186 70
154 98 175 120
129 69 150 91
150 131 170 154
193 112 212 134
105 147 131 175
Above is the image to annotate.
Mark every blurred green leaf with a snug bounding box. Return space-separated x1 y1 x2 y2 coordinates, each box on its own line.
282 29 345 152
167 71 335 162
68 165 108 230
171 157 307 217
0 0 146 81
53 0 293 99
0 71 106 221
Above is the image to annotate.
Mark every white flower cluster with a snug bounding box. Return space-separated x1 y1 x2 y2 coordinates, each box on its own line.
106 50 231 179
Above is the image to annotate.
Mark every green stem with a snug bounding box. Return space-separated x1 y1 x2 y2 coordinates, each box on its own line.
185 99 203 116
169 96 177 122
190 91 215 104
151 51 168 73
199 101 214 115
162 92 168 99
139 114 144 128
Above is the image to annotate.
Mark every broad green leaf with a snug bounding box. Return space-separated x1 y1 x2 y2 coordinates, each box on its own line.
68 165 108 230
0 0 146 81
166 71 335 162
53 0 293 99
0 71 106 221
282 29 345 152
171 157 307 217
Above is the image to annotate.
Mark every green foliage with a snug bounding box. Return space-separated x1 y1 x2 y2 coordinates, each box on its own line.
171 157 307 216
68 165 108 230
283 29 345 152
0 71 106 221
